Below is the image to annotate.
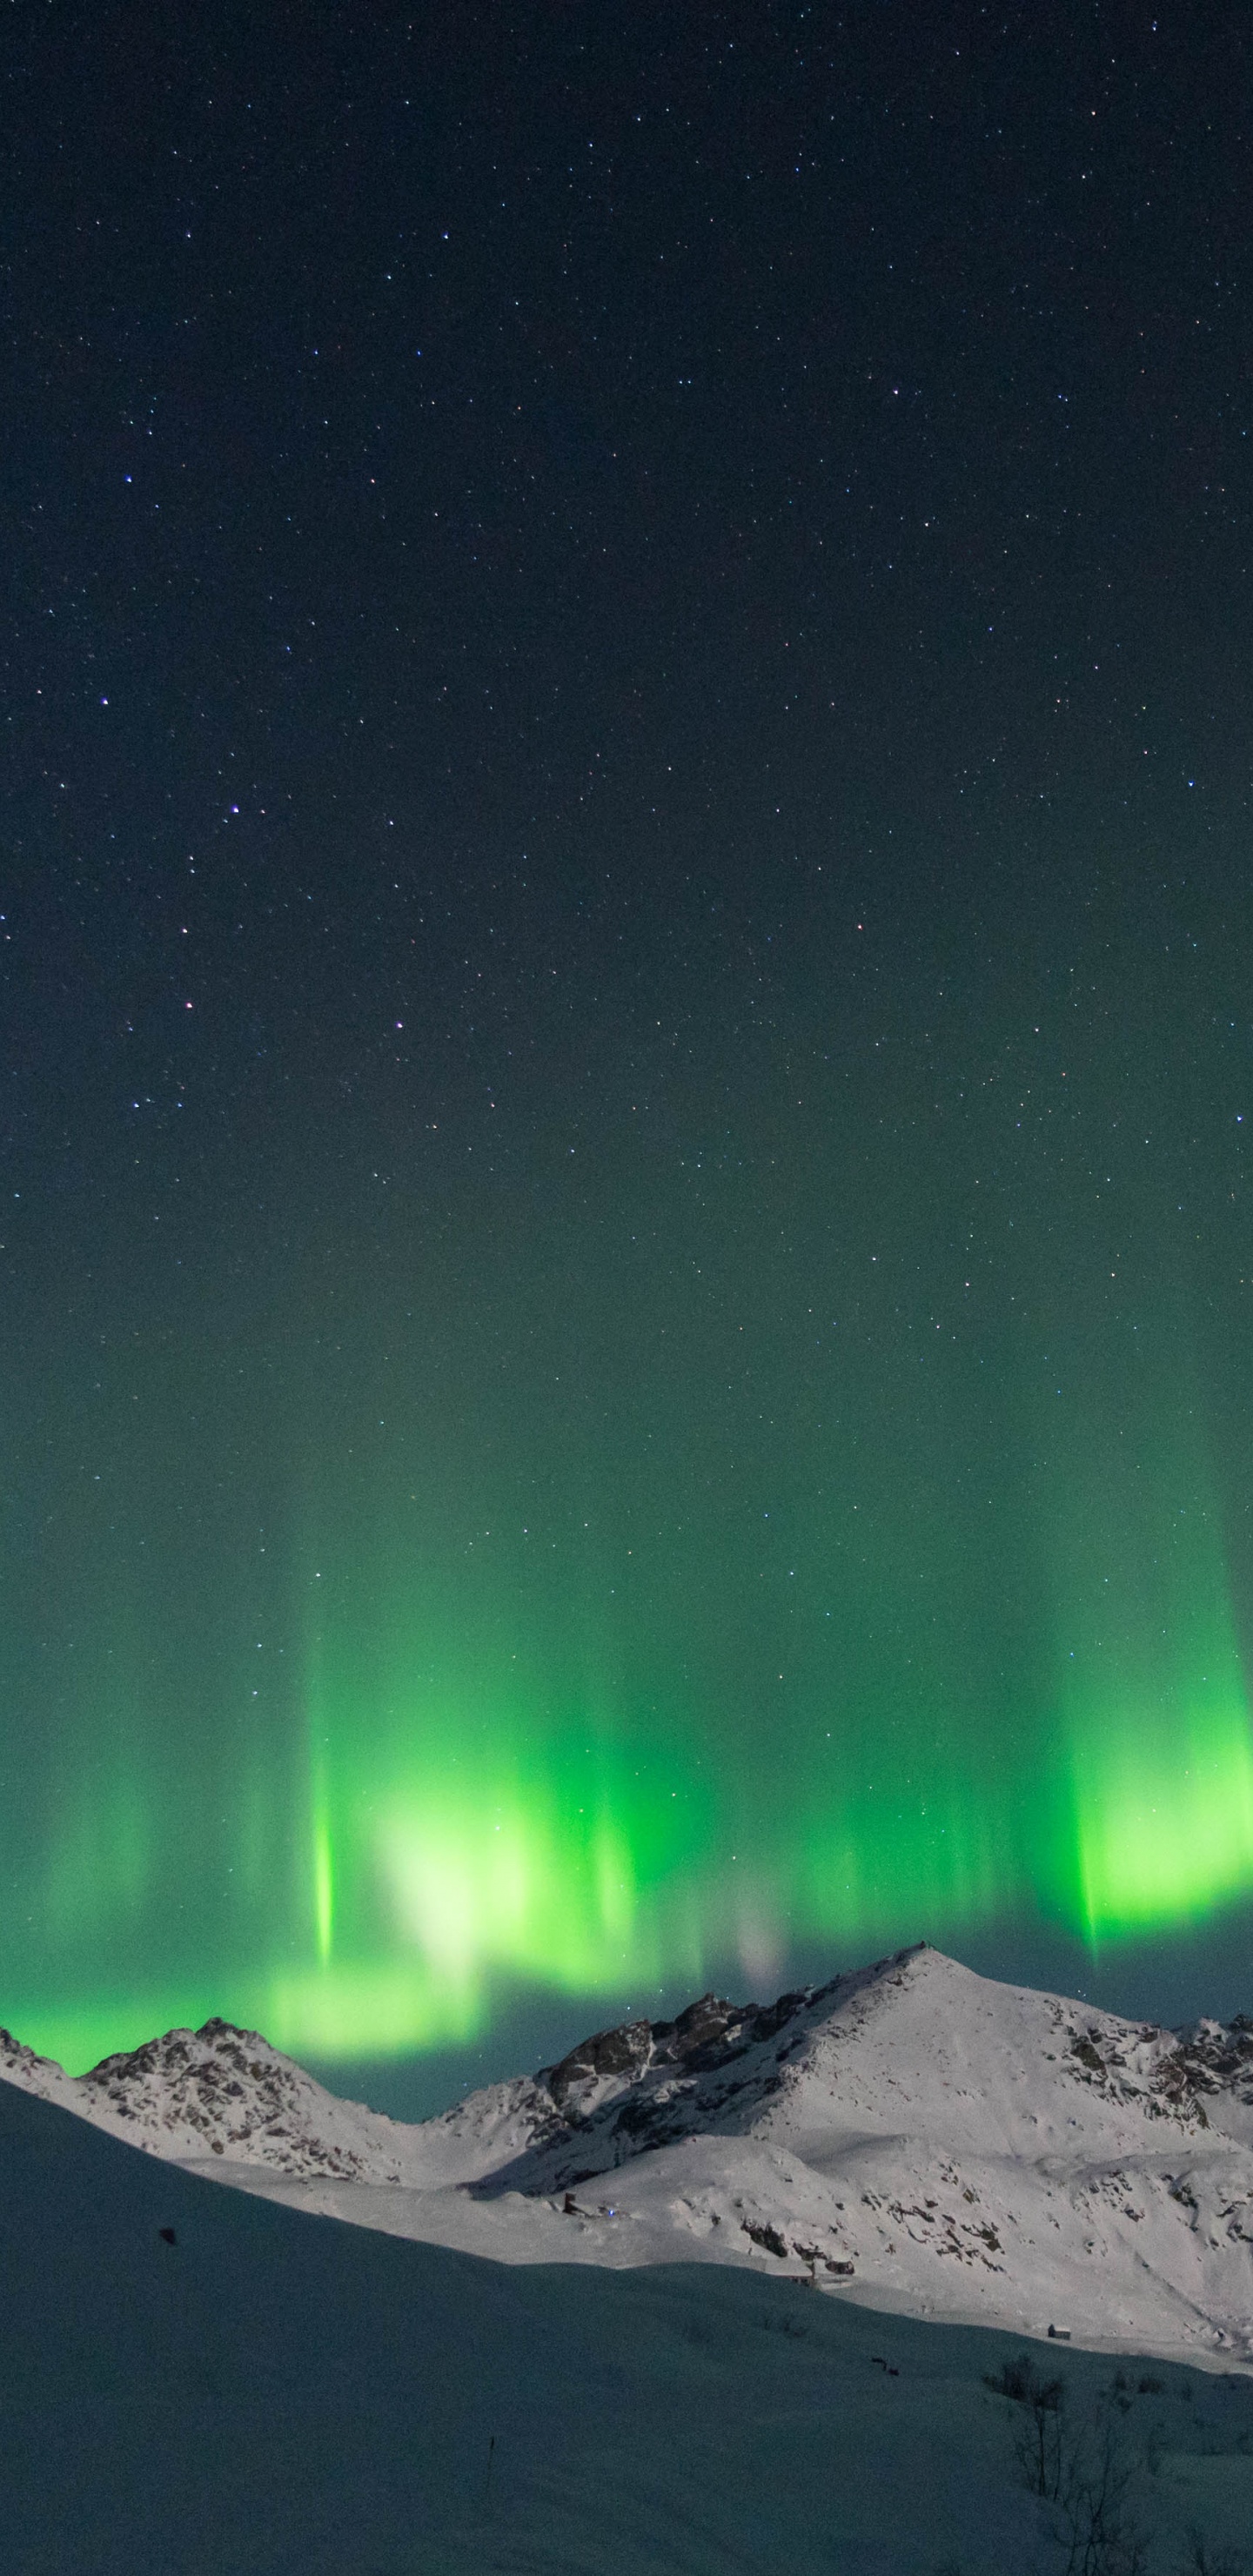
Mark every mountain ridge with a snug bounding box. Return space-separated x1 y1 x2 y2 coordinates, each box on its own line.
5 1941 1253 2365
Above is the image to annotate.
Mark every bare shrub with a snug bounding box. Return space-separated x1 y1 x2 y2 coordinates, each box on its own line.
986 2352 1066 2499
1049 2401 1147 2576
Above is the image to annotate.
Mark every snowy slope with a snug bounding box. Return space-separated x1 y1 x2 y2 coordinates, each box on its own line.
0 2012 555 2182
5 1942 1253 2366
0 2014 415 2176
3 2074 1252 2576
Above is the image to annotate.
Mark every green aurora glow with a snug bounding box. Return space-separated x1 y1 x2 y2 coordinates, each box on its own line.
7 1305 1253 2073
6 855 1253 2076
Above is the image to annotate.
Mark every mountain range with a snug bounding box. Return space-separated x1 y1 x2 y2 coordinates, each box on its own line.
5 1941 1252 2367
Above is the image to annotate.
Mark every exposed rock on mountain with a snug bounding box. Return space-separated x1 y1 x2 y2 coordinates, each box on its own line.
2 2016 405 2179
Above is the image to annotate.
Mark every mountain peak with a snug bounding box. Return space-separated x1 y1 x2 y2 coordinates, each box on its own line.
538 1942 936 2120
7 2013 403 2179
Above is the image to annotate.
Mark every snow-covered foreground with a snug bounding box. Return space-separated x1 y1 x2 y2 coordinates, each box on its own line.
2 2074 1250 2576
5 1942 1252 2369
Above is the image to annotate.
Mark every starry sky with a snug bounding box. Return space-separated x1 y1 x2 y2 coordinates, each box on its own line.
4 2 1253 2104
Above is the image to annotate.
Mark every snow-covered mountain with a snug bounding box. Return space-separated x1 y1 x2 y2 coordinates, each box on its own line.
5 1942 1253 2366
0 2015 413 2177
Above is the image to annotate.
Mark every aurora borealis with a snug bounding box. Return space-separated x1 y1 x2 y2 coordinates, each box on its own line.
7 894 1253 2076
5 4 1253 2083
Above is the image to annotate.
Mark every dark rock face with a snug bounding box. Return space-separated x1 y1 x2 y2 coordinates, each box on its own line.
741 2218 789 2258
1055 2009 1249 2128
1069 2035 1107 2075
1169 2017 1253 2106
470 1968 872 2202
539 1978 849 2120
545 2018 654 2111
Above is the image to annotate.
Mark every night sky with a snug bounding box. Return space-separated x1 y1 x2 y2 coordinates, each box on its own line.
5 2 1253 2105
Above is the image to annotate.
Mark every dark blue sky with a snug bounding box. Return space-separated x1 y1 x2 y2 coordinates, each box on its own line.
4 2 1253 2098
